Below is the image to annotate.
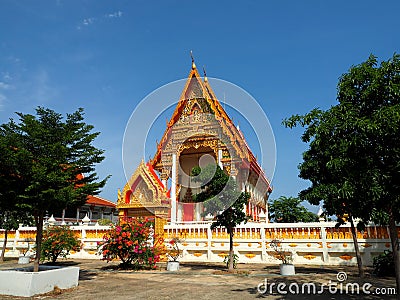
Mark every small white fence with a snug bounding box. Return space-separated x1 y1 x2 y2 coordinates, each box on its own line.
0 221 397 266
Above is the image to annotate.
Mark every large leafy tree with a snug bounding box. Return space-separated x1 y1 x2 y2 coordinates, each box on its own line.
191 164 250 272
0 107 108 271
268 196 318 223
284 54 400 286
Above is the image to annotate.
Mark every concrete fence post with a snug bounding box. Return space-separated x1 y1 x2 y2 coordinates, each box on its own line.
320 223 329 263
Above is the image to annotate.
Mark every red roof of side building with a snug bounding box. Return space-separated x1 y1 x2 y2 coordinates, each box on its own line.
86 195 116 208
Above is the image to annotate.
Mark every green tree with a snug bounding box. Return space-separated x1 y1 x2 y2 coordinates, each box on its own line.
284 54 400 285
0 107 108 271
192 164 250 272
268 196 319 223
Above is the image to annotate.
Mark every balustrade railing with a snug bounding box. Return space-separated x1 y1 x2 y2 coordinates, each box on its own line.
1 221 398 266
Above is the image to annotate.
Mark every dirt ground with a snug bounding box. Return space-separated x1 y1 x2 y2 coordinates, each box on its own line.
0 258 397 300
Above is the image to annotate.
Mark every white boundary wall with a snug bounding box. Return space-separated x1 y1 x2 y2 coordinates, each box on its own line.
0 221 397 266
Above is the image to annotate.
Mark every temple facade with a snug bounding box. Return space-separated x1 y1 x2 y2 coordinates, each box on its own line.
117 58 272 231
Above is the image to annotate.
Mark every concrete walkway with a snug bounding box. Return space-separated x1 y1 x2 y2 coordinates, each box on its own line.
0 259 397 299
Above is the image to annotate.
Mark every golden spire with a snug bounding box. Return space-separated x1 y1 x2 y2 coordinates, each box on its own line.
190 50 196 69
203 65 208 82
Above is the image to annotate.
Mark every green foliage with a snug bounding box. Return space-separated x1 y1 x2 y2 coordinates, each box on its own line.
223 253 238 269
191 164 250 232
373 250 395 277
0 210 33 231
98 219 164 270
282 53 400 224
268 196 319 223
40 226 81 263
97 218 113 226
191 164 250 271
283 54 400 282
0 107 109 269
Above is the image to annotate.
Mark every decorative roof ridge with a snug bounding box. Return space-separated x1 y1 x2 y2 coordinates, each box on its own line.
146 161 165 191
177 65 209 102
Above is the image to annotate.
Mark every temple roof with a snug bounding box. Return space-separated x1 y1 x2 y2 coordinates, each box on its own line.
150 59 272 192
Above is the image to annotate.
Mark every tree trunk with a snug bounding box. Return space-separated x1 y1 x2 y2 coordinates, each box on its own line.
34 212 44 272
388 208 400 297
228 228 234 272
0 229 8 262
349 215 364 277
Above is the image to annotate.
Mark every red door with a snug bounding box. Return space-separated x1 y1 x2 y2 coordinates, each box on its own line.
183 203 195 222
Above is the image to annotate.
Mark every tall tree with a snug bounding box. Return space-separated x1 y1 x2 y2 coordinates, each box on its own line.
0 107 108 271
284 54 400 286
192 164 250 272
268 196 319 223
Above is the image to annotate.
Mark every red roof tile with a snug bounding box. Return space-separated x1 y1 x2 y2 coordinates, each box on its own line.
86 195 116 208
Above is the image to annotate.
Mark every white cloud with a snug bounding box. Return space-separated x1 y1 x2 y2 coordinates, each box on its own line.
2 72 12 81
0 82 11 90
77 11 123 30
83 17 95 26
106 11 123 18
77 17 95 30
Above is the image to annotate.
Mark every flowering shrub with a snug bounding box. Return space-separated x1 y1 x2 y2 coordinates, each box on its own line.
166 237 182 262
98 218 164 269
270 239 293 264
40 226 81 263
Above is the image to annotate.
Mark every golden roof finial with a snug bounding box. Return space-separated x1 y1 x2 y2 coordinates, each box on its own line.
190 50 196 69
203 65 208 82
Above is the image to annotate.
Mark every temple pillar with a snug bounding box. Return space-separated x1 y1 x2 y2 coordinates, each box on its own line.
177 203 182 222
171 153 177 223
195 203 201 221
218 149 223 169
155 215 167 237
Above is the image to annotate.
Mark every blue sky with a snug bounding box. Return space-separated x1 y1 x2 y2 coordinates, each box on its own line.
1 1 399 211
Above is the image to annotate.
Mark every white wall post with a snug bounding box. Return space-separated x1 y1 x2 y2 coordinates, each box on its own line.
171 153 177 224
320 223 329 263
218 149 223 169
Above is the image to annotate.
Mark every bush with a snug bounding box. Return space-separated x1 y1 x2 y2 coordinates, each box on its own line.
40 226 81 263
373 250 395 277
98 218 164 270
97 218 113 226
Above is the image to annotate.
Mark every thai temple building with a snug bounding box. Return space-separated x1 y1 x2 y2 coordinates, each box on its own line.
117 57 272 234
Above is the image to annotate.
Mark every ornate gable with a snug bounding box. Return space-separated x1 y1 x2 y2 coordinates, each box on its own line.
117 160 169 209
151 63 250 168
